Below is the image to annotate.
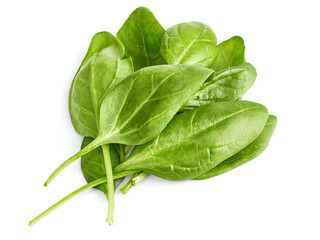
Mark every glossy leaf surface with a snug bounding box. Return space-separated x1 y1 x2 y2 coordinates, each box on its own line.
81 137 123 197
69 37 133 137
117 7 166 70
160 22 218 67
45 64 213 186
98 64 213 145
114 101 269 180
181 62 257 111
78 31 125 73
212 36 245 71
195 115 277 179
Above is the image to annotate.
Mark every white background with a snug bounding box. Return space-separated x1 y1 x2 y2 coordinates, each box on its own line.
1 0 319 239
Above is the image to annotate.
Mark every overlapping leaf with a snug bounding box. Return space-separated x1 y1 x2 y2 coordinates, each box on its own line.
114 101 269 180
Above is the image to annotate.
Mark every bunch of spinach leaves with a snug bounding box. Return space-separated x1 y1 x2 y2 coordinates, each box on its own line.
29 7 277 226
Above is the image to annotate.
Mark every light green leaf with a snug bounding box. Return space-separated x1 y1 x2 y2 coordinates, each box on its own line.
98 64 213 145
69 35 133 137
46 64 213 185
117 7 166 70
114 101 269 181
160 22 218 67
212 36 245 71
195 115 277 179
181 62 256 111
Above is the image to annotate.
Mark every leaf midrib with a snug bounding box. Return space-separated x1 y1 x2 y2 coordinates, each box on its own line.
126 106 262 167
112 67 185 135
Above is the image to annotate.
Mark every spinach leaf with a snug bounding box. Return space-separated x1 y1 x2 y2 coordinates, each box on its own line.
181 62 257 111
77 31 125 74
69 35 133 137
81 137 124 198
45 64 213 185
117 7 166 70
119 62 257 191
160 22 218 67
211 36 245 71
194 115 277 180
114 101 269 181
96 64 213 145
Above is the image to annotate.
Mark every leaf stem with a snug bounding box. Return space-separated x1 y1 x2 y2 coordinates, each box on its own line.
44 138 103 186
120 172 139 194
118 144 125 163
29 171 137 227
29 177 108 226
132 172 149 185
120 171 148 194
101 144 115 225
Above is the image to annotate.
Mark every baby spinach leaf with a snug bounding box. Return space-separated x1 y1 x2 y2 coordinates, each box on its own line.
97 64 213 145
81 137 124 198
117 7 166 70
114 101 269 181
69 38 133 137
68 32 133 225
181 62 257 111
194 115 277 180
119 63 257 191
46 64 213 185
77 31 125 74
211 36 245 71
160 22 218 67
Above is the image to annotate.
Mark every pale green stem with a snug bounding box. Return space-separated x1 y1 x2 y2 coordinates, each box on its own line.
29 171 137 227
120 171 149 194
118 144 125 163
132 172 149 185
29 177 108 227
44 137 103 186
120 172 139 194
101 144 114 225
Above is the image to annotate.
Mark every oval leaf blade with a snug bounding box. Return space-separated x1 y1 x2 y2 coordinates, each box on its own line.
99 64 213 145
117 7 166 70
161 22 218 67
114 101 269 180
195 114 277 179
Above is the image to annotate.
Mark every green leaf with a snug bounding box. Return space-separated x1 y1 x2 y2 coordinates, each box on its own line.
117 7 166 70
69 34 133 137
98 64 213 145
114 101 269 181
81 137 124 197
212 36 245 71
45 64 213 185
78 31 125 73
160 22 218 67
181 62 257 111
194 115 277 179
